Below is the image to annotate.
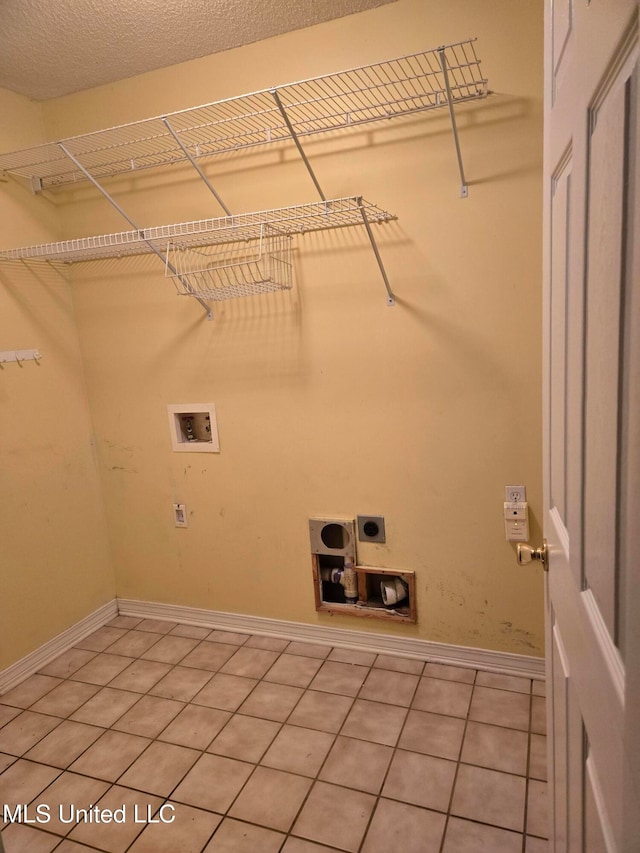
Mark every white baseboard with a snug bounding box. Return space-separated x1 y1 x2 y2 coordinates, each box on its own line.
117 598 545 680
0 600 118 694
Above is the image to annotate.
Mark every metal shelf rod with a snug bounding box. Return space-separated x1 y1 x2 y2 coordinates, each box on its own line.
438 47 468 199
58 142 213 319
270 88 327 202
161 117 231 216
357 197 395 306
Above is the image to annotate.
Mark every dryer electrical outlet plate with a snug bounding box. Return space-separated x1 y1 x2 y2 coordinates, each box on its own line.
357 515 386 543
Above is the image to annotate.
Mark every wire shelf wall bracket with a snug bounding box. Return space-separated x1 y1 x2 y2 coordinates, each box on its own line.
0 39 487 317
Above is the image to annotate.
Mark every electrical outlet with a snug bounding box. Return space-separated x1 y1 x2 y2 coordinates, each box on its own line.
173 504 188 528
505 484 526 503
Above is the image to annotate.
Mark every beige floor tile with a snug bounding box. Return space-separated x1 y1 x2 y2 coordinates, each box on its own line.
451 764 526 832
106 630 163 658
263 654 323 688
284 642 332 660
203 817 284 852
56 836 108 850
245 635 289 652
532 680 547 698
360 799 446 853
109 659 172 693
37 648 97 679
135 618 178 634
442 816 523 853
169 624 212 640
0 674 62 709
69 730 151 782
374 655 425 675
0 823 61 852
398 709 465 761
150 666 214 701
287 690 353 733
25 720 103 768
526 835 550 852
0 752 15 772
220 647 280 679
328 648 377 666
118 740 199 796
281 838 343 853
192 673 258 711
0 705 20 728
70 687 141 727
30 681 101 718
172 753 253 812
141 635 199 665
72 653 134 686
30 771 110 835
180 642 237 672
208 715 280 763
75 626 127 653
527 779 548 838
529 733 548 781
319 735 393 794
128 802 221 852
292 781 376 852
308 661 369 697
359 668 420 707
238 681 303 722
382 749 456 812
461 721 529 776
261 725 334 776
112 695 185 738
106 616 142 630
531 696 547 734
476 671 532 694
206 630 250 646
67 784 163 851
230 766 312 832
158 704 231 749
0 758 61 809
423 662 476 684
412 677 473 718
0 711 63 756
340 699 408 746
469 686 531 731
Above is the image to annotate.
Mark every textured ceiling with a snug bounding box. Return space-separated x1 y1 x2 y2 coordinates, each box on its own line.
0 0 396 101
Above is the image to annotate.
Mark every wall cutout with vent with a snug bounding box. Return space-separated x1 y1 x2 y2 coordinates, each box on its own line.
309 517 416 623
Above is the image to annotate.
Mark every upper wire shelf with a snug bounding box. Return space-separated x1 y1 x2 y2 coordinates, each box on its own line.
0 39 487 190
0 197 395 264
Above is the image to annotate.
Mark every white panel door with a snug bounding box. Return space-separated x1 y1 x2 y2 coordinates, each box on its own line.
543 1 639 851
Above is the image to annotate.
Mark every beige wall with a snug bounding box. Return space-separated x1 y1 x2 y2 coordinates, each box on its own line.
1 0 544 664
0 90 115 669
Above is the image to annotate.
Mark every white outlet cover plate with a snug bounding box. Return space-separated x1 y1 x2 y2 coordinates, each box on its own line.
504 484 526 503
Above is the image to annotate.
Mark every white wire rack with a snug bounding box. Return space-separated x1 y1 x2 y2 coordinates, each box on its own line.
0 197 394 265
0 40 486 190
166 225 293 302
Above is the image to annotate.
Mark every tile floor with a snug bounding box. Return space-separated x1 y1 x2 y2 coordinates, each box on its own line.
0 617 549 852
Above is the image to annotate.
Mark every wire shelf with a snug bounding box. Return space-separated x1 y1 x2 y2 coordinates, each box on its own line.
0 197 394 264
167 224 293 302
0 40 487 189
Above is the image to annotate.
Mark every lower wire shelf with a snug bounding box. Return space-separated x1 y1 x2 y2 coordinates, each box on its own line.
0 196 396 309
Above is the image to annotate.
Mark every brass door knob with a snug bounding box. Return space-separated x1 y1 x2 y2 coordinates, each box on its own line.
517 541 548 571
